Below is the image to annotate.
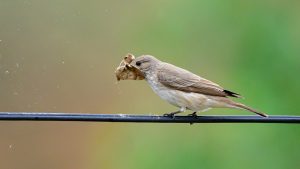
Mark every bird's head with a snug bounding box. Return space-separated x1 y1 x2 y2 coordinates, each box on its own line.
130 55 160 75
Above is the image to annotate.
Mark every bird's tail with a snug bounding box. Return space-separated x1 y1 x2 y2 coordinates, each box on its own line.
230 102 268 117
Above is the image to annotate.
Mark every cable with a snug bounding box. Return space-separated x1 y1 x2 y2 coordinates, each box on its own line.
0 112 299 123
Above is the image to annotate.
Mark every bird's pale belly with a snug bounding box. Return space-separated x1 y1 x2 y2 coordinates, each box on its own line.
158 89 213 112
147 78 217 112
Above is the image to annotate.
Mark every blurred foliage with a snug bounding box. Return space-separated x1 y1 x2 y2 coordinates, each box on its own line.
0 0 299 169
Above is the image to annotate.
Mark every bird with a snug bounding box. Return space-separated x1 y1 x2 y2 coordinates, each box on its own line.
130 55 267 117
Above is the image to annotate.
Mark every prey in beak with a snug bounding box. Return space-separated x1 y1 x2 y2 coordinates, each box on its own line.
115 54 145 81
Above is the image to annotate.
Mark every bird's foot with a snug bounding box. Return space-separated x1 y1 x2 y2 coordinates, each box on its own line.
188 112 198 118
163 112 178 118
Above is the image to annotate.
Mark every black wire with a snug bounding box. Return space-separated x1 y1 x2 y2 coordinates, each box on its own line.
0 112 299 123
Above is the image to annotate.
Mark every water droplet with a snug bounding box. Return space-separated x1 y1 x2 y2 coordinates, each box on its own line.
4 70 9 74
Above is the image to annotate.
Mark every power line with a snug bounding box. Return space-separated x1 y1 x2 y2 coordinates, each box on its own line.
0 112 299 123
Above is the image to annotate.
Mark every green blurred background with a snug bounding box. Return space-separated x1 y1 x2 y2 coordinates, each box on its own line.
0 0 300 169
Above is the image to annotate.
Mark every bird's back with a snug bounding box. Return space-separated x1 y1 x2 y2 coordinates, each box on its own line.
157 62 241 98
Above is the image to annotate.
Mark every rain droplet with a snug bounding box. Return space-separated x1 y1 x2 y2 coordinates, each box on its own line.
4 70 9 74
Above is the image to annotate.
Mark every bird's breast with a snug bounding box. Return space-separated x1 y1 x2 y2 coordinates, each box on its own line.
146 75 163 94
146 75 191 107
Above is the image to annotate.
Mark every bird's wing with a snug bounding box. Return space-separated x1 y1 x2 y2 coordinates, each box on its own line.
157 63 240 97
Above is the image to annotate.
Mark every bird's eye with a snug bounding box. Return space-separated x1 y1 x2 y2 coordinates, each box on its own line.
136 61 142 66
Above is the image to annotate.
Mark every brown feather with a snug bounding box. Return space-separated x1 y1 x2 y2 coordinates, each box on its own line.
231 102 268 117
157 63 238 97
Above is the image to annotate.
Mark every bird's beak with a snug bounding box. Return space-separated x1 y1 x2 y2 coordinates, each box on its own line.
128 59 134 65
129 60 138 69
128 61 145 77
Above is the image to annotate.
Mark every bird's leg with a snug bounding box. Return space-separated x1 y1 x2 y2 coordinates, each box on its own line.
164 107 186 118
188 112 198 118
188 112 198 125
163 111 180 118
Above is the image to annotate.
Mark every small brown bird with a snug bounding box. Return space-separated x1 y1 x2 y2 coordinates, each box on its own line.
130 55 267 117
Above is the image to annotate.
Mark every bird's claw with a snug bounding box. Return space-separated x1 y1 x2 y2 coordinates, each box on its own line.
188 112 198 118
163 113 176 119
187 112 198 125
